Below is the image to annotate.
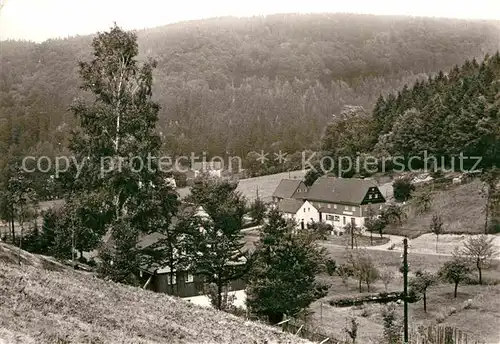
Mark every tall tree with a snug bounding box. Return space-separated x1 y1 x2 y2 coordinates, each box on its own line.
67 24 178 282
0 161 38 247
246 208 326 324
186 177 248 310
413 188 433 214
248 196 267 225
481 167 500 234
409 270 437 312
430 214 444 253
461 235 498 284
347 249 379 293
439 251 471 298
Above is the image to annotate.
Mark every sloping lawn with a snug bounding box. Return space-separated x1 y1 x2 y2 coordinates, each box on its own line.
0 243 310 344
385 180 486 238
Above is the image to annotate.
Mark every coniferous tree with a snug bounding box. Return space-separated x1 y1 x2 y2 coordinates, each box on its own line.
186 177 248 310
246 208 326 324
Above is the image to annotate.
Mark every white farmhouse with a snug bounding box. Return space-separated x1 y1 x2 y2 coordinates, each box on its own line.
272 176 386 235
278 199 319 229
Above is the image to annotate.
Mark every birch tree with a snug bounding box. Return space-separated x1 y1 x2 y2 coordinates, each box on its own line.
68 24 178 282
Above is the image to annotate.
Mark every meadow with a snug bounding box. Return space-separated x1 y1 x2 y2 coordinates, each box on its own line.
385 179 486 238
305 241 500 344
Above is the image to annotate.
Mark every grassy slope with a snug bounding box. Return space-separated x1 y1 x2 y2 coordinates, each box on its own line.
385 179 486 238
0 243 311 344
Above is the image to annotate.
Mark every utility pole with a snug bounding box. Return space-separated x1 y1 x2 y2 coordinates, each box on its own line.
71 214 76 267
351 227 354 249
403 238 409 343
72 226 75 265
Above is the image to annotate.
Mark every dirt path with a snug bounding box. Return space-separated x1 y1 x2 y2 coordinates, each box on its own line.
320 233 500 260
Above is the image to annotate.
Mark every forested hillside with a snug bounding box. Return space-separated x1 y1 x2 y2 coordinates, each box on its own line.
1 13 500 173
316 51 500 179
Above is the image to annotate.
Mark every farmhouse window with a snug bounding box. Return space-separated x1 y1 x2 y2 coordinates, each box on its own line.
185 274 194 283
334 216 340 221
334 204 337 209
167 275 177 285
343 216 346 225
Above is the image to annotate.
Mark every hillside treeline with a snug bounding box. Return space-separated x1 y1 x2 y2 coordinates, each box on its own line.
318 52 500 177
1 13 499 175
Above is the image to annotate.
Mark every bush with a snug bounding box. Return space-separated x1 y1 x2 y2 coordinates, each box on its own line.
430 170 444 179
314 283 330 299
393 176 415 202
325 259 337 276
329 292 402 307
463 299 473 309
436 311 446 323
360 304 371 317
307 221 333 240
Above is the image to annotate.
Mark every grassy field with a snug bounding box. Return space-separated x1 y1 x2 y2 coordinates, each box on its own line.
306 243 500 344
385 179 486 238
327 235 390 247
309 282 500 344
391 233 500 255
0 243 311 344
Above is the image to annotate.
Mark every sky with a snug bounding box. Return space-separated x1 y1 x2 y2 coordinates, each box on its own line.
1 0 500 42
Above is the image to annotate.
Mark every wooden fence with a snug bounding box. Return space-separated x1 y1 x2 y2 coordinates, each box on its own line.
277 318 485 344
408 325 485 344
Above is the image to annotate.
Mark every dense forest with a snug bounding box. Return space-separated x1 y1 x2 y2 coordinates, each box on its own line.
316 52 500 180
1 13 500 182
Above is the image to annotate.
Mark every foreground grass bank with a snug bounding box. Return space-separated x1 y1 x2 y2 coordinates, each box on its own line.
0 243 310 344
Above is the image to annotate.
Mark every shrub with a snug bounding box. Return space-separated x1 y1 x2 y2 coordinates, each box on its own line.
326 259 337 276
436 311 446 323
430 170 444 179
78 256 88 264
382 302 402 343
463 299 473 309
393 176 415 202
360 304 371 317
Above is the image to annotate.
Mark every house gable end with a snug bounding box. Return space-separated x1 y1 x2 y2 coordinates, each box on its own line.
290 181 309 199
360 186 386 205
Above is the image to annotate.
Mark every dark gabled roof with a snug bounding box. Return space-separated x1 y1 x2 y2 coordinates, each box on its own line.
305 176 378 205
278 198 304 214
272 179 302 199
137 232 167 249
103 203 206 251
